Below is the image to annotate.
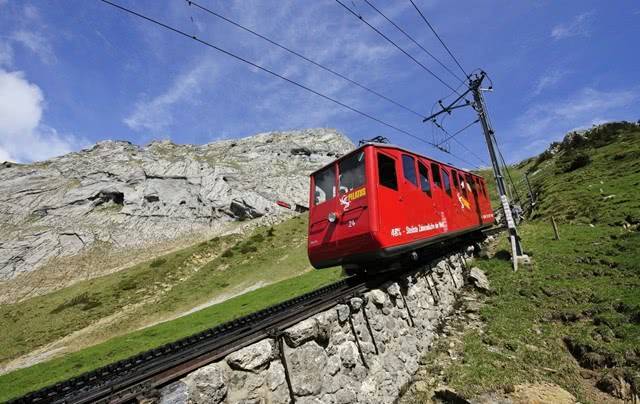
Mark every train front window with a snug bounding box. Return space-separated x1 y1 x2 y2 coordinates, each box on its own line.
377 153 398 190
338 151 365 193
313 165 336 205
402 154 417 186
418 162 431 196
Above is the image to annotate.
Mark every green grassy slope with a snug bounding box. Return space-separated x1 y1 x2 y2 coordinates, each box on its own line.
433 122 640 401
0 268 342 401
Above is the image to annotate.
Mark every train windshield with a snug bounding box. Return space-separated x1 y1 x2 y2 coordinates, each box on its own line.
338 151 365 193
313 165 336 205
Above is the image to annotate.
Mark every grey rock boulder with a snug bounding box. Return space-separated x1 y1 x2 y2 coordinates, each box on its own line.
284 318 318 348
287 341 327 396
226 339 276 372
469 267 491 293
184 363 228 404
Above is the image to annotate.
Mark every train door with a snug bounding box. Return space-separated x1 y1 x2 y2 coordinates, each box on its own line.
467 174 483 226
450 169 464 227
335 150 370 254
399 153 424 241
375 151 405 246
440 166 456 231
416 159 443 236
308 163 338 252
429 162 453 233
458 171 474 229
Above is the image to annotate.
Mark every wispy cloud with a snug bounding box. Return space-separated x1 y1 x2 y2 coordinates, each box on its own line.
515 87 638 142
11 30 56 64
124 57 218 133
551 11 594 40
0 41 12 67
531 69 568 97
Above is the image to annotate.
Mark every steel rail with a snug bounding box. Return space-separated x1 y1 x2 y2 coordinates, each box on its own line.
12 227 501 404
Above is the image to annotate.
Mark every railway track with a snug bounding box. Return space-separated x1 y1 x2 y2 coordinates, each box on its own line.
12 226 504 404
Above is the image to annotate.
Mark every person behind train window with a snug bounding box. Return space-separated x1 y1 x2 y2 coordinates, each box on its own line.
338 151 365 194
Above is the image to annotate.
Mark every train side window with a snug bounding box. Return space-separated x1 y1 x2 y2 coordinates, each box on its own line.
442 169 452 196
418 162 431 196
313 165 336 205
377 153 398 191
465 175 474 195
451 170 459 190
402 154 417 186
461 174 468 197
338 151 365 193
431 163 442 188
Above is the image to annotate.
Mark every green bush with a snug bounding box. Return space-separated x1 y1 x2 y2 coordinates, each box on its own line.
562 153 591 173
50 293 102 314
221 249 234 258
150 258 167 268
239 243 258 254
117 277 137 291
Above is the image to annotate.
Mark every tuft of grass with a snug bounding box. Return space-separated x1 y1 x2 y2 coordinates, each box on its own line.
50 293 102 314
149 258 167 268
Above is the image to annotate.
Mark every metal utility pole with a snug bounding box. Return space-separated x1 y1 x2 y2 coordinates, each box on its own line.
469 72 528 271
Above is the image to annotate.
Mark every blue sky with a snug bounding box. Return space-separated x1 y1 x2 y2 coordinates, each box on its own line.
0 0 638 167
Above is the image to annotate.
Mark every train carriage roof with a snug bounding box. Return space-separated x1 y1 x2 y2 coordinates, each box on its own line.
310 142 485 179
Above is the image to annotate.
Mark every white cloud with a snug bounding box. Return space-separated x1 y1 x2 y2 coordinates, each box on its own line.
11 30 56 64
124 58 218 132
531 69 567 97
551 12 594 40
0 69 84 163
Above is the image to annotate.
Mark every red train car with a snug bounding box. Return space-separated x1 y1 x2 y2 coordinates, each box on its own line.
307 142 494 270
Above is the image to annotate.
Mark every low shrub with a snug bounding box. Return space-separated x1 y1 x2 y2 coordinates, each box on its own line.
150 258 167 268
563 153 591 172
51 293 102 314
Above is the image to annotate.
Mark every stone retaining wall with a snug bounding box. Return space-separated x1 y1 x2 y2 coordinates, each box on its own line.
158 247 475 404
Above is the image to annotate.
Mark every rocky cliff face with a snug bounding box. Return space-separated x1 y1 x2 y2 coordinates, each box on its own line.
0 129 353 286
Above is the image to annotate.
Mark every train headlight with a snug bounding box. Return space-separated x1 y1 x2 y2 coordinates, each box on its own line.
328 212 337 223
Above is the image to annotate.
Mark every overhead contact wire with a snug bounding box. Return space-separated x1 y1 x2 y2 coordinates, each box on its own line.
334 0 462 95
409 0 468 78
187 0 426 119
99 0 469 157
362 0 466 85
